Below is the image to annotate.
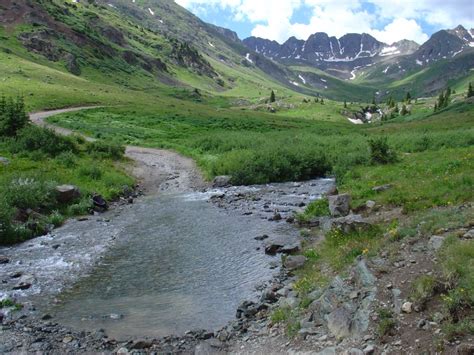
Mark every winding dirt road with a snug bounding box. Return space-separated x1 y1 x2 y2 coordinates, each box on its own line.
30 107 206 195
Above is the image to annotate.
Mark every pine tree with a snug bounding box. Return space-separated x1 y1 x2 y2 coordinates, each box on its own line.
270 90 276 103
344 100 347 108
320 98 324 105
434 103 438 112
405 92 412 104
468 82 474 98
315 97 319 103
400 104 408 116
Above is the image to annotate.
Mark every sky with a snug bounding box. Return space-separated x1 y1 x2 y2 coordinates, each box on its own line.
174 0 474 44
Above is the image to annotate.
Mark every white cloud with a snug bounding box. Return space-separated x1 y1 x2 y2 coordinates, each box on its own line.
174 0 474 44
369 18 429 44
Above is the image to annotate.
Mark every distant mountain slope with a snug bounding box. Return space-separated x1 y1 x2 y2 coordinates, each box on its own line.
244 25 474 99
0 0 472 103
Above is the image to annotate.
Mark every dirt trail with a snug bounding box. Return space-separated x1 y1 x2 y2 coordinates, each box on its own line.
30 107 206 195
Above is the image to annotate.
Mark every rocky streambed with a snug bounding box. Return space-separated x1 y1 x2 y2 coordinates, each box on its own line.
0 178 335 353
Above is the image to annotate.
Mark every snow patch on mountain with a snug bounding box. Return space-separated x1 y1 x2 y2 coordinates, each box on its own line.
245 53 253 64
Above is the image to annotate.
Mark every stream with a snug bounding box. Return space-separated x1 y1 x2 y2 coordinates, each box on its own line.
1 179 334 341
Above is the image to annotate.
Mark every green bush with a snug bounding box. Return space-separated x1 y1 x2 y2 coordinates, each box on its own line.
368 137 397 165
56 151 77 168
12 126 78 157
79 165 103 180
211 147 331 185
4 177 57 211
86 140 125 160
296 198 330 223
0 95 29 137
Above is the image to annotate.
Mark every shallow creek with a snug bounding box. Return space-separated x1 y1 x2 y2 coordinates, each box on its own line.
1 179 334 340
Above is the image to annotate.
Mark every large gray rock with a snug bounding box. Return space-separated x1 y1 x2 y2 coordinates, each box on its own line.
328 194 351 217
212 176 232 188
55 185 80 204
284 255 307 270
327 307 352 339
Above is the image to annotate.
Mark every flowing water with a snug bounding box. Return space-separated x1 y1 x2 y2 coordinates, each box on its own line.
46 179 334 340
50 194 282 339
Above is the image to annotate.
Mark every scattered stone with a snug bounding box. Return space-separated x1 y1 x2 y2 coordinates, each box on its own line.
402 302 413 314
417 319 426 329
363 344 375 355
429 236 444 251
212 176 232 188
109 313 123 320
347 291 359 300
260 290 278 303
62 336 73 344
254 235 269 241
328 194 351 217
41 314 53 320
269 212 282 221
279 243 301 254
347 349 364 355
0 256 9 264
131 340 152 350
456 343 474 355
116 348 129 355
463 229 474 239
284 255 307 270
92 194 108 211
55 185 80 204
372 184 393 193
365 200 376 210
12 274 34 290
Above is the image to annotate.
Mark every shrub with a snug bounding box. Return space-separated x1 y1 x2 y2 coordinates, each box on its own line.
79 165 103 180
297 198 330 223
86 140 125 160
0 95 29 137
12 126 77 157
377 308 396 336
56 151 77 168
67 198 93 216
4 177 56 211
411 275 437 304
368 137 397 165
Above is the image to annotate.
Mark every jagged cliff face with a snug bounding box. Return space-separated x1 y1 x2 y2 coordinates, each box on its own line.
243 33 413 66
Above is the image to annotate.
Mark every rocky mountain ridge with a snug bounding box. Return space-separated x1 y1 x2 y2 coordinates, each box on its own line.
243 25 473 77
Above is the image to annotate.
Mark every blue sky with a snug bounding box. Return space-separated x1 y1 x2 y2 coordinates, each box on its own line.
175 0 474 44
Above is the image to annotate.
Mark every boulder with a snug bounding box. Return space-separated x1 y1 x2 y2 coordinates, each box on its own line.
212 176 232 188
0 256 9 264
327 307 352 340
55 185 80 204
328 194 351 217
0 157 10 165
284 255 307 270
92 194 108 211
